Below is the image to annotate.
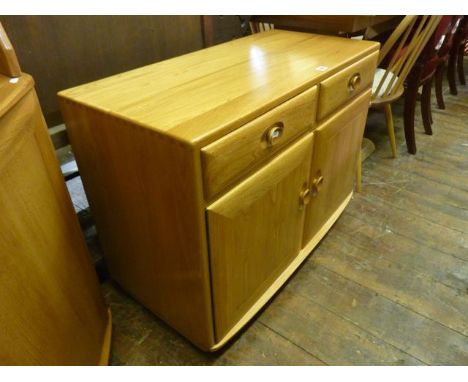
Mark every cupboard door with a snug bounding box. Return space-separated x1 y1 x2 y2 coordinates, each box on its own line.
207 133 314 340
303 90 371 246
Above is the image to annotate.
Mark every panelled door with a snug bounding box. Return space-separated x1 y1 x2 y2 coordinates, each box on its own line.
207 133 314 340
303 90 372 246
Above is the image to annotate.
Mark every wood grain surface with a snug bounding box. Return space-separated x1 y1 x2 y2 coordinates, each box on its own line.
0 75 110 365
208 133 314 340
59 30 379 146
60 30 379 350
94 61 468 365
59 100 216 350
201 86 318 200
303 90 371 245
0 16 204 126
318 52 378 120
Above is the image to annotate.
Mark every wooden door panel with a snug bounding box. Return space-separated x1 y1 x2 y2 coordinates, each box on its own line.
303 90 371 245
207 133 314 340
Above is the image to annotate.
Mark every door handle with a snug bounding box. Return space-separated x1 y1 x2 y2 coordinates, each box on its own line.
299 187 311 208
348 72 361 93
311 173 324 196
265 123 284 146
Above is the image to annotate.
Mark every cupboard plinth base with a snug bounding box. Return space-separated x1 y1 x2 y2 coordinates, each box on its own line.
208 192 353 352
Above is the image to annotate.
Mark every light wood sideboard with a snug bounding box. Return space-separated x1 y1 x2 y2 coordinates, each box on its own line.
59 30 379 351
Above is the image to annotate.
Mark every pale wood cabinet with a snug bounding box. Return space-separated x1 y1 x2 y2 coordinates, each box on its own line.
59 30 379 351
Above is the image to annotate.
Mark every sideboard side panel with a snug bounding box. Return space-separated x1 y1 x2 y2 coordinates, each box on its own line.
60 99 215 350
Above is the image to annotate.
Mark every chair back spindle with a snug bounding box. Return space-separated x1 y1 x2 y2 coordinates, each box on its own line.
372 15 442 102
249 21 274 34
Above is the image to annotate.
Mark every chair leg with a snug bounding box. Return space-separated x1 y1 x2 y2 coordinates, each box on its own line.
403 82 418 154
384 103 397 158
448 46 458 95
429 93 433 124
458 44 466 85
435 62 445 109
421 78 433 135
356 146 362 193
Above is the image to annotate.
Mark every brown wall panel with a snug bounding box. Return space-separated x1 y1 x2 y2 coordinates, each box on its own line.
0 16 204 126
201 16 251 47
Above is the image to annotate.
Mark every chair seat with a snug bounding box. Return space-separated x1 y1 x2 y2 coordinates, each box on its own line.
372 67 399 97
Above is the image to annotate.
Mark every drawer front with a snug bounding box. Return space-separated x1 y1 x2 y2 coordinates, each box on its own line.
201 86 318 200
317 51 378 120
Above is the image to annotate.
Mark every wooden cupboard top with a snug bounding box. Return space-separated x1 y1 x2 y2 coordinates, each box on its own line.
59 30 379 146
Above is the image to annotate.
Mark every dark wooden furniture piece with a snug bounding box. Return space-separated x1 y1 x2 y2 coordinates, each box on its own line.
392 16 445 154
448 16 468 95
417 16 458 136
397 16 452 139
201 16 250 47
434 16 464 110
364 16 441 164
249 15 402 37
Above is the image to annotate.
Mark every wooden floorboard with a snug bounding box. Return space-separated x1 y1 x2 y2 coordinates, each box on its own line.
362 163 468 215
345 194 468 261
102 282 326 366
283 263 468 365
258 289 425 365
313 227 468 337
333 214 468 292
359 179 468 233
70 61 468 365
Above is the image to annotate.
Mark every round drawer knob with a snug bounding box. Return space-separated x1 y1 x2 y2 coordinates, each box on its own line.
348 73 361 93
265 123 284 146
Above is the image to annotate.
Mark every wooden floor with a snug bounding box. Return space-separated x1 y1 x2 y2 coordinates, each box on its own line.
70 64 468 365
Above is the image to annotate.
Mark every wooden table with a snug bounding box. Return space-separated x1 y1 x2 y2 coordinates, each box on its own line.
250 15 402 37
